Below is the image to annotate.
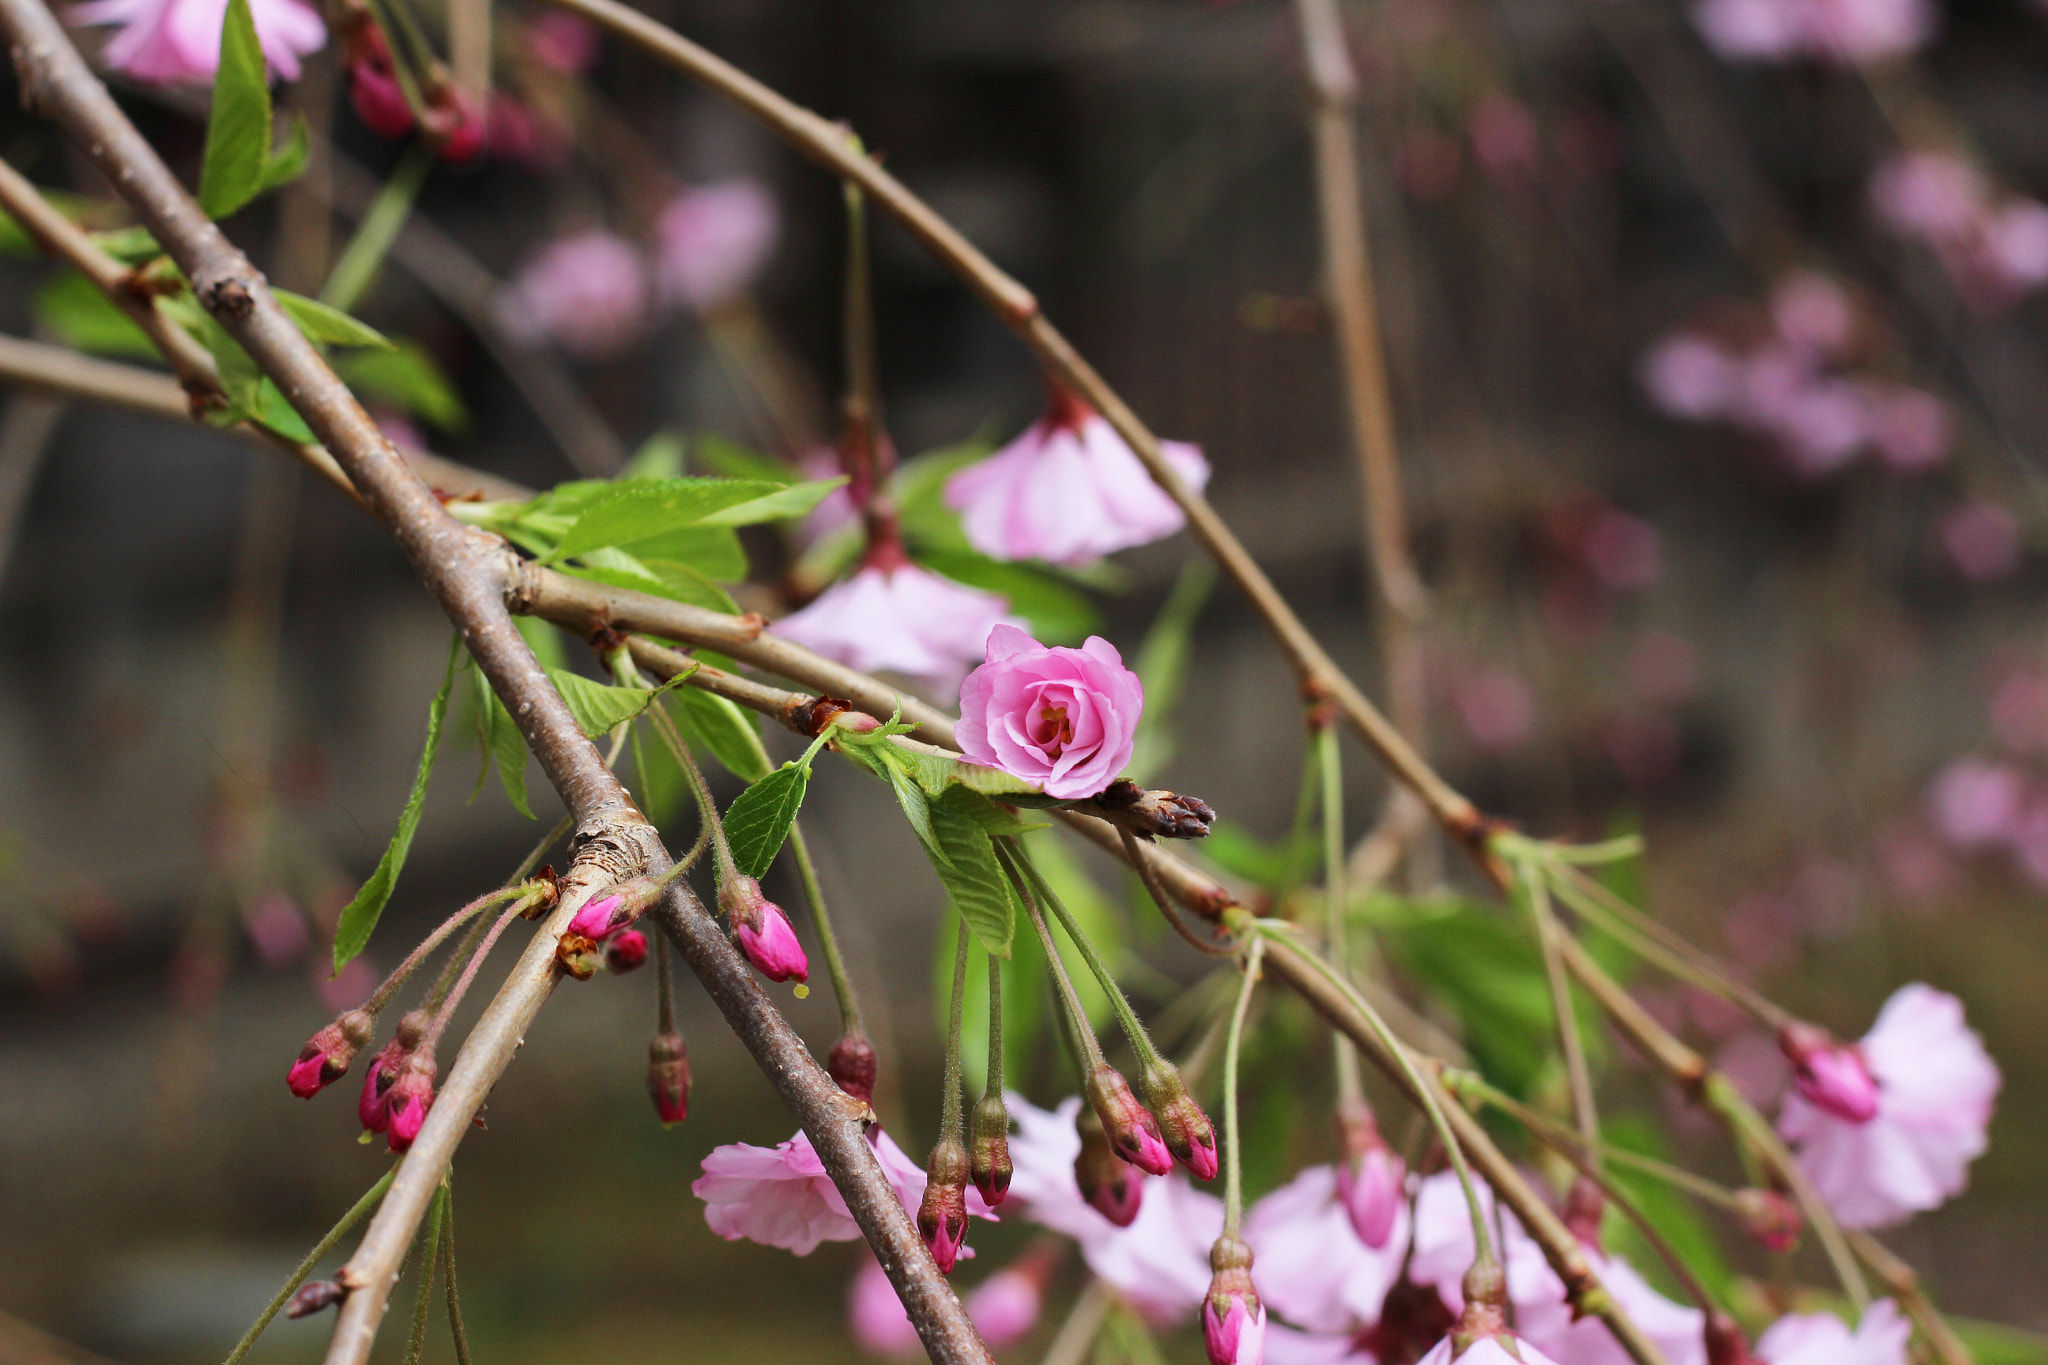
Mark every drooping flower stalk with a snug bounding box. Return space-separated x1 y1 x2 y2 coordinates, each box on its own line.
838 168 891 512
1512 855 1601 1161
970 954 1013 1205
788 822 866 1044
1205 934 1267 1365
221 1167 397 1364
917 918 974 1272
647 932 690 1126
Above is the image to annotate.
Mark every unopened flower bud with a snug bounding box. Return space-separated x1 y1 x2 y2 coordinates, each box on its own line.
555 932 602 981
718 874 810 984
1451 1258 1511 1352
917 1137 971 1273
1074 1106 1144 1227
1202 1234 1265 1365
287 1007 374 1098
385 1052 436 1153
569 876 664 942
1085 1063 1173 1176
567 893 625 941
1733 1187 1802 1251
1779 1021 1881 1123
1141 1059 1218 1180
285 1280 347 1319
1563 1174 1605 1246
358 1008 428 1134
1096 779 1218 840
1705 1313 1759 1365
604 928 649 974
647 1029 690 1126
829 1031 878 1105
970 1093 1014 1206
1333 1101 1405 1248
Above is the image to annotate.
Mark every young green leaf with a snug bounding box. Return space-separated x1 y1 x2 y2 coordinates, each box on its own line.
864 744 943 862
542 478 787 564
32 272 156 359
724 763 811 879
692 432 797 483
256 378 317 444
886 738 1052 802
197 0 273 220
695 476 848 526
257 113 310 193
622 429 685 479
545 667 691 737
335 341 469 433
275 289 393 349
926 787 1015 958
332 641 459 972
471 664 533 818
676 686 770 781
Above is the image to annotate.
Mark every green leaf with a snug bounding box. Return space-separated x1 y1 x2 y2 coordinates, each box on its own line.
275 289 392 349
255 377 317 443
867 745 943 860
333 641 458 972
32 272 155 359
545 667 691 737
88 225 163 265
542 478 787 564
695 476 848 526
197 0 273 220
925 787 1015 957
470 663 533 818
335 341 468 434
676 686 770 781
1199 819 1318 892
884 736 1059 804
915 549 1101 645
1600 1113 1735 1304
622 524 747 582
515 614 567 671
692 432 796 483
621 429 684 480
724 763 811 879
257 112 310 192
563 552 741 614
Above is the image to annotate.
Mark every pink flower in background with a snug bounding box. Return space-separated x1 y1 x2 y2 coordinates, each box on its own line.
525 11 598 72
315 954 377 1014
2003 802 2048 887
499 231 650 360
1453 666 1534 751
849 1251 1044 1353
1580 508 1662 589
656 180 780 311
695 1126 994 1255
1873 816 1956 903
1640 334 1740 420
1693 0 1931 62
1467 94 1539 179
946 394 1210 566
847 1254 922 1356
1939 501 2022 582
1926 758 2025 846
1242 1164 1409 1337
1872 153 1987 243
1772 381 1868 476
774 562 1012 690
1415 1332 1567 1365
966 1263 1046 1348
1990 664 2048 752
1981 203 2048 288
1780 984 2000 1227
1756 1301 1911 1365
1870 153 2048 308
1863 386 1950 470
1693 0 1806 59
74 0 326 84
244 891 307 966
1779 1022 1881 1122
956 625 1144 800
1770 272 1855 355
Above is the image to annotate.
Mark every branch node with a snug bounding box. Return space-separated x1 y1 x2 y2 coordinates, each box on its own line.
203 274 255 319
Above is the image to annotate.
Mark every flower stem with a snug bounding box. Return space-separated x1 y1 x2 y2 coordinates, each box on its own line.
609 651 738 879
221 1167 397 1365
941 915 971 1141
1317 724 1366 1111
789 821 863 1036
1220 934 1264 1240
437 1180 472 1365
984 951 1004 1103
1006 840 1163 1071
996 840 1107 1076
401 1182 447 1365
654 925 677 1034
364 887 518 1015
1118 825 1234 956
1517 858 1599 1158
420 897 532 1053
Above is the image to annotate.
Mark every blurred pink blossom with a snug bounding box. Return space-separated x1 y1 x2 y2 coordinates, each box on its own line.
1873 815 1956 904
847 1254 921 1356
1467 94 1539 179
1626 632 1700 705
1938 500 2021 582
1926 757 2025 846
965 1264 1045 1349
1770 272 1855 355
1757 1301 1911 1365
74 0 326 84
1694 0 1806 59
1862 386 1950 471
773 563 1013 691
244 891 307 967
2003 801 2048 888
1639 334 1739 420
525 11 598 72
656 180 780 312
314 954 376 1014
695 1126 994 1255
498 231 649 359
1989 665 2048 752
1780 984 2000 1227
1773 382 1868 476
1242 1164 1409 1337
1694 0 1931 62
1723 891 1799 972
1871 154 2048 309
1872 153 1987 244
1981 202 2048 288
1454 667 1534 751
1579 507 1661 589
1715 1028 1793 1109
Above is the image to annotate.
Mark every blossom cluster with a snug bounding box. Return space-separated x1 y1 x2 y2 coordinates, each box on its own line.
1870 152 2048 314
1692 0 1933 65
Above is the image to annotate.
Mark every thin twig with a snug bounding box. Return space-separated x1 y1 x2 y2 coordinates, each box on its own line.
220 1168 396 1365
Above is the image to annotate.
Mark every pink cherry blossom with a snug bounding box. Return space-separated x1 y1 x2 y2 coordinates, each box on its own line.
1982 202 2048 288
73 0 326 84
1801 0 1934 61
1939 500 2022 582
1335 1144 1406 1250
498 231 650 360
945 397 1210 566
656 180 780 312
1693 0 1806 59
1770 272 1855 355
1454 667 1534 751
1779 1022 1881 1123
1926 757 2025 847
1415 1332 1567 1365
1779 984 2000 1227
1004 1094 1221 1325
695 1126 994 1255
1640 335 1740 420
774 562 1013 691
1756 1301 1911 1365
847 1253 922 1356
1206 1291 1268 1365
965 1264 1045 1348
1863 386 1950 471
1872 153 1987 244
956 625 1144 800
1243 1164 1409 1336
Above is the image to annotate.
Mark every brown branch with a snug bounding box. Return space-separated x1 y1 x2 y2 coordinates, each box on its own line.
0 8 988 1363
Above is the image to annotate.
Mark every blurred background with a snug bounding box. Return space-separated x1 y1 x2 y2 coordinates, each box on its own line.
2 0 2047 1358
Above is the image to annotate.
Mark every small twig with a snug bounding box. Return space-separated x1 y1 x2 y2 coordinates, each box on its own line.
401 1184 446 1365
438 1188 472 1365
220 1168 396 1365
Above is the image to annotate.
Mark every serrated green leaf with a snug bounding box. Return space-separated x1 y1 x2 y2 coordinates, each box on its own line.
335 340 468 434
563 552 741 614
885 737 1057 803
333 640 458 972
258 112 309 192
724 763 811 879
915 548 1099 644
542 478 787 564
545 667 690 737
32 272 155 358
197 0 272 220
696 476 847 526
276 289 392 349
470 662 533 818
676 686 769 781
869 745 943 860
693 432 796 483
256 378 317 443
926 787 1015 958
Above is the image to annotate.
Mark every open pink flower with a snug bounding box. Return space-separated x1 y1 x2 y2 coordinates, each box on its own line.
1640 334 1740 420
695 1126 994 1256
498 231 650 360
1779 1023 1881 1122
656 180 779 312
775 563 1012 691
945 394 1210 566
74 0 326 84
1780 984 2000 1228
1757 1301 1910 1365
956 625 1143 800
1243 1164 1409 1337
966 1262 1046 1348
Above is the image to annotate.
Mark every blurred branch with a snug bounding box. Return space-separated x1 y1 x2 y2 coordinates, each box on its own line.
0 9 990 1365
0 390 63 583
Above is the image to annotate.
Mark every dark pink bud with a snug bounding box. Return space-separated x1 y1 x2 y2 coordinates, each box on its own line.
288 1008 373 1098
1085 1064 1173 1176
1780 1022 1881 1123
1074 1107 1144 1227
719 875 809 984
916 1138 971 1273
358 1008 428 1134
385 1053 436 1153
346 34 413 140
647 1030 690 1126
1203 1235 1266 1365
604 928 649 974
568 893 625 941
1563 1175 1606 1247
828 1031 878 1105
423 87 486 164
1706 1313 1759 1365
1334 1102 1405 1248
970 1092 1013 1206
1733 1187 1802 1251
285 1280 347 1319
1141 1059 1218 1180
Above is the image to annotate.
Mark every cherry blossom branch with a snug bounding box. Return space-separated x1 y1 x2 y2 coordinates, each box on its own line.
0 10 989 1362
